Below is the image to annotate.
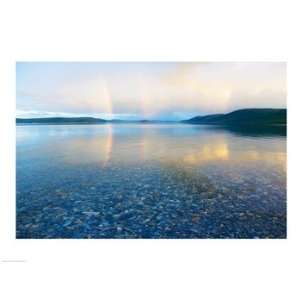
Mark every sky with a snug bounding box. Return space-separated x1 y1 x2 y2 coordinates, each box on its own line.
16 62 286 121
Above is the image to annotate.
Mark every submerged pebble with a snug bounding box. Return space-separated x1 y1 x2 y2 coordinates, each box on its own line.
16 124 287 239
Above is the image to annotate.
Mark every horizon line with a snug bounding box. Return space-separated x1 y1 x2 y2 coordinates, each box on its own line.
16 107 287 122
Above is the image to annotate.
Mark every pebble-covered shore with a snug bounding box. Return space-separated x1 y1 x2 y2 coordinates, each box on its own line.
16 160 286 238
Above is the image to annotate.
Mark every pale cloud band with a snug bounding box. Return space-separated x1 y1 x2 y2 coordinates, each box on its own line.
16 62 286 120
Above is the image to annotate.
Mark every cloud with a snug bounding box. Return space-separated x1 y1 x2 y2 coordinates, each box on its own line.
16 62 286 119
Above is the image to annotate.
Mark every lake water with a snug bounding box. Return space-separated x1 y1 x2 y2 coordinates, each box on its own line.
16 124 286 238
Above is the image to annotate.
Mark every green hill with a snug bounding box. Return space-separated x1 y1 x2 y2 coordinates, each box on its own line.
183 109 286 125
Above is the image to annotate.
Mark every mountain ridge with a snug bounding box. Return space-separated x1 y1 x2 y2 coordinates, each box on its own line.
183 108 286 125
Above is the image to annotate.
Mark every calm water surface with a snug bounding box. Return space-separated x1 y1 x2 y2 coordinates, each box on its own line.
16 124 286 238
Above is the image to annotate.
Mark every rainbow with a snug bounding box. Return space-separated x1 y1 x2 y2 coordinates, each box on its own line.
101 81 113 118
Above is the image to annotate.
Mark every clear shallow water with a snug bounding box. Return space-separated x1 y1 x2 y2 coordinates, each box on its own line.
16 124 286 238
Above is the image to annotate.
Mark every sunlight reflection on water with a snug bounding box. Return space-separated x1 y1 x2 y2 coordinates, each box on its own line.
16 124 286 169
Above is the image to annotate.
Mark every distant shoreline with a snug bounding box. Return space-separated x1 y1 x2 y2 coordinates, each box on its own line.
16 108 287 126
16 120 178 125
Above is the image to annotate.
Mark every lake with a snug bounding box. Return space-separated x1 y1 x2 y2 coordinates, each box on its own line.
16 124 286 238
